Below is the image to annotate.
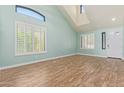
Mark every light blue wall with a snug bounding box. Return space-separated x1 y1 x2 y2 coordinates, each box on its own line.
1 5 124 68
77 26 124 57
0 5 77 67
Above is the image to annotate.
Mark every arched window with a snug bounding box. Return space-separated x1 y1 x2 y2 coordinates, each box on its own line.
16 5 46 22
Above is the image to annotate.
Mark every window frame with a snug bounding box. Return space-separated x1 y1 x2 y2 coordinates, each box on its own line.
15 5 46 22
15 21 47 56
80 33 95 50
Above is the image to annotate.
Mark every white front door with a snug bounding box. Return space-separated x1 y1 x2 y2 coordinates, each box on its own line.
107 30 123 58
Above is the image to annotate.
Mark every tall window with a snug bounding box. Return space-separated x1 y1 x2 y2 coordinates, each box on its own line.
16 21 46 56
16 5 46 22
80 34 95 49
80 5 85 14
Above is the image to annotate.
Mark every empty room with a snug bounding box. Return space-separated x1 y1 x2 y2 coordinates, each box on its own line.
1 5 124 87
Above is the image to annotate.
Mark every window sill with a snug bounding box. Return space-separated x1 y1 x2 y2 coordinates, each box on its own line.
80 48 95 50
15 51 47 56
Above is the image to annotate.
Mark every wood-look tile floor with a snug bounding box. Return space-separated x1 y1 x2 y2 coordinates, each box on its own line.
0 55 124 87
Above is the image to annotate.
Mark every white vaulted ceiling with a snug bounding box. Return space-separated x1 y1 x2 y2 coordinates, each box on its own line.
58 5 124 32
58 5 90 30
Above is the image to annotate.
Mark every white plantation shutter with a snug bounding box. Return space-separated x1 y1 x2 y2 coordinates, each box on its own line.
80 35 82 49
80 34 95 49
82 35 85 49
41 31 45 51
34 31 41 52
16 23 25 54
25 26 33 53
16 21 46 56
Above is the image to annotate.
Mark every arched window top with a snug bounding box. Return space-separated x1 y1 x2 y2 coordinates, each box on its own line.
16 5 46 22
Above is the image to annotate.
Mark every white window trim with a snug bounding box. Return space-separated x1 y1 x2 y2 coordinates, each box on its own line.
15 21 47 56
80 34 95 50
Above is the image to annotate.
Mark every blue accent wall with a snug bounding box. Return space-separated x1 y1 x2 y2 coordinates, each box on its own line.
0 5 77 67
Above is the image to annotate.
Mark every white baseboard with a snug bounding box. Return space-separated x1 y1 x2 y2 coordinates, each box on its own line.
77 53 107 58
0 53 76 70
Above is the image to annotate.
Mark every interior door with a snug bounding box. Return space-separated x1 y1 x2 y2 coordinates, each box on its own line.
107 30 123 58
